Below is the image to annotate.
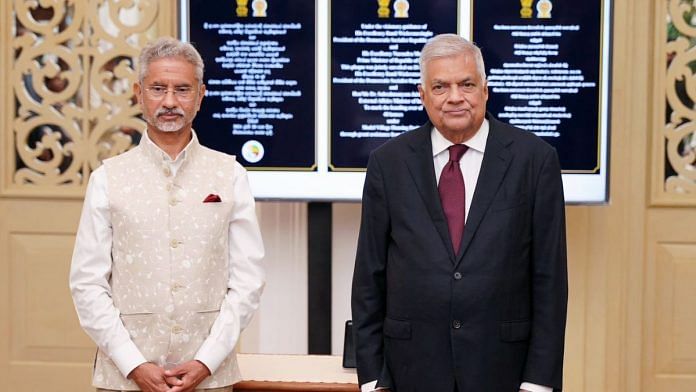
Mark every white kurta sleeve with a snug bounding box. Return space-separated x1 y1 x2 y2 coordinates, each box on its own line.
69 167 147 377
519 382 553 392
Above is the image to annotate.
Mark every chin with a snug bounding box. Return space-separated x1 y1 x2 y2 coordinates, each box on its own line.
156 121 185 133
443 120 474 132
159 127 183 133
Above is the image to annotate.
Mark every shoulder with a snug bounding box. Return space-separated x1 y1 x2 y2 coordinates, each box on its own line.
198 144 248 177
87 164 107 188
198 144 240 168
488 115 556 156
101 146 144 178
102 145 141 167
371 122 430 159
198 144 237 162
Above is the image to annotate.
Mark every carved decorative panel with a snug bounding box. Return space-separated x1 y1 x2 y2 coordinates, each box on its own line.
6 0 160 195
658 0 696 203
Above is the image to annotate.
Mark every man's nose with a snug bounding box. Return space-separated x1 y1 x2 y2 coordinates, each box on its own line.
447 86 465 103
161 90 179 107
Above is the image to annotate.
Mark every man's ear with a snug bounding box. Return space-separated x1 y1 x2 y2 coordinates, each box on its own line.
197 83 206 111
417 83 425 102
133 82 142 105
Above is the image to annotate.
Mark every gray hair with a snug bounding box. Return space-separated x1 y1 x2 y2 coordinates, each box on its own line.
419 34 486 84
138 37 204 83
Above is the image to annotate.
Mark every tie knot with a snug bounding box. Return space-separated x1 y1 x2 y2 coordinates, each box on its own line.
448 144 468 163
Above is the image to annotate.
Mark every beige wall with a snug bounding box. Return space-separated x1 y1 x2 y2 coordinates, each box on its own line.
2 0 696 390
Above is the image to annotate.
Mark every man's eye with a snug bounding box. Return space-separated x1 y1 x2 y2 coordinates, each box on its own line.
432 85 447 94
175 87 192 94
150 86 166 93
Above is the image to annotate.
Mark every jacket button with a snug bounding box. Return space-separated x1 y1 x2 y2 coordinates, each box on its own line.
452 320 462 329
170 239 179 248
163 167 172 177
172 325 183 334
453 272 462 280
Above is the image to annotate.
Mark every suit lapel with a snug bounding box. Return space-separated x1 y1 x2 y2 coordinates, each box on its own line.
455 118 513 266
404 123 456 261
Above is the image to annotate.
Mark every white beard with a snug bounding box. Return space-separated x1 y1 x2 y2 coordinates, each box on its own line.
154 116 185 133
144 107 189 133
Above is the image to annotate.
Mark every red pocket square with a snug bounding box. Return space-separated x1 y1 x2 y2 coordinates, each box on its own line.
203 194 222 203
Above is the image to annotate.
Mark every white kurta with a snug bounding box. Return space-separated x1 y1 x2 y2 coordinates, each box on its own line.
70 131 265 390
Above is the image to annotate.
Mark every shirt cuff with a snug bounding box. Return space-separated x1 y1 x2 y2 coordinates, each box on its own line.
110 340 147 378
194 338 230 375
361 380 388 392
520 382 553 392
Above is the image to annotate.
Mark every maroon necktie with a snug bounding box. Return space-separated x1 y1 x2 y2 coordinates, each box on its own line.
438 144 468 254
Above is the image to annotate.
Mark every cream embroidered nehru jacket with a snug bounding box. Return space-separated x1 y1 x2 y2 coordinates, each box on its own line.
70 131 265 390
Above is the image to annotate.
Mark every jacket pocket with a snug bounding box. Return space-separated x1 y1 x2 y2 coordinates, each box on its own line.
490 197 528 212
120 312 169 362
499 319 531 342
193 309 221 334
383 317 411 340
120 311 156 340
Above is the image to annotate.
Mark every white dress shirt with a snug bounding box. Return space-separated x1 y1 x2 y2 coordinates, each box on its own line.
432 119 489 222
361 120 551 392
70 131 265 378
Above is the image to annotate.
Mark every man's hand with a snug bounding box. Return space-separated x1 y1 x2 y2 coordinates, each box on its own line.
128 362 182 392
164 360 211 392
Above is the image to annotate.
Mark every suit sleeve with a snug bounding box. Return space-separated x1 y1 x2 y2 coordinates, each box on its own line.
523 147 568 390
351 153 392 387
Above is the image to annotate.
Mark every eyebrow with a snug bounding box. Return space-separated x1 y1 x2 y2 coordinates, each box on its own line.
430 76 475 85
147 81 194 87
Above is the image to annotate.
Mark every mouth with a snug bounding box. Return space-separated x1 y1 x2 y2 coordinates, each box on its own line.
158 113 183 121
445 108 469 115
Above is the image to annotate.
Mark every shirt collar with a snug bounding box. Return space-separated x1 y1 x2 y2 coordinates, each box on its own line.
140 128 200 166
431 119 489 157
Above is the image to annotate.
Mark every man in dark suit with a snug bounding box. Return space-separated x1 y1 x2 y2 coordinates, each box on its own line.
351 34 568 392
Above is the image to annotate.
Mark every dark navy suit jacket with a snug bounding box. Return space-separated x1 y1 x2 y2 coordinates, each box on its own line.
351 114 568 392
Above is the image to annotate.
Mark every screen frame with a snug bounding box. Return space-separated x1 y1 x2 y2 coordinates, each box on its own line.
178 0 612 204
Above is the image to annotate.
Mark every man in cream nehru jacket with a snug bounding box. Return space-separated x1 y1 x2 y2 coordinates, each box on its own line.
70 37 265 392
